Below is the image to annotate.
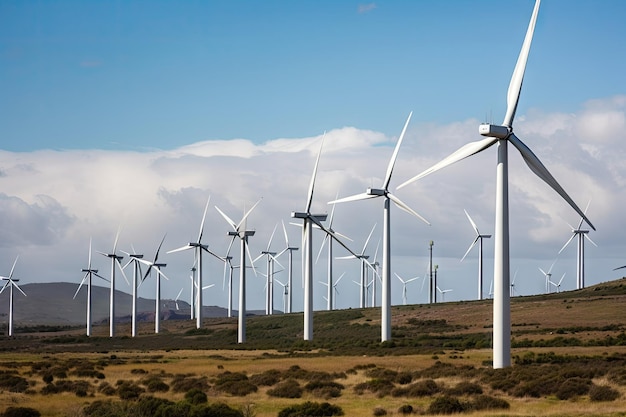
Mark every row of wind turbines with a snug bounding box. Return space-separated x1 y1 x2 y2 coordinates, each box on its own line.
2 0 619 370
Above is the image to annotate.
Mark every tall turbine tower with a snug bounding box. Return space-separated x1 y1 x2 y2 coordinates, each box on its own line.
397 0 593 368
98 229 128 338
395 273 419 305
168 197 221 329
559 200 595 289
121 246 144 337
275 220 298 314
330 112 430 342
337 224 377 309
139 234 168 334
216 200 261 343
291 134 358 341
461 210 492 300
74 239 107 337
0 257 26 337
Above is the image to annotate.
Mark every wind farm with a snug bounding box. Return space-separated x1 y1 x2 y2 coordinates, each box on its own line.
1 7 626 417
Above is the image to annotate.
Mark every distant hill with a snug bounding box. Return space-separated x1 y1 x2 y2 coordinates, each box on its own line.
0 282 245 326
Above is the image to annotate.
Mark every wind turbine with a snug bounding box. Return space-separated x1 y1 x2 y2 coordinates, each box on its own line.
98 228 129 338
330 112 430 342
275 278 289 314
215 199 261 343
291 133 359 341
121 245 144 338
253 223 282 315
559 200 596 289
174 287 184 311
0 257 26 337
74 239 108 337
275 220 298 314
539 259 557 294
397 0 594 368
337 224 377 309
436 286 453 303
551 272 566 293
221 255 236 317
510 269 518 297
139 234 169 334
461 209 492 300
316 198 352 312
167 197 221 329
395 273 419 305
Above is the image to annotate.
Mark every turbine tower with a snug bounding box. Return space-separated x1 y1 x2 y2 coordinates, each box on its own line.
559 200 596 289
253 223 282 315
539 259 557 294
337 224 377 309
330 112 430 342
121 245 144 338
168 197 221 329
216 199 261 343
397 0 593 368
291 133 358 341
74 239 108 337
0 256 26 337
139 234 168 334
461 209 492 300
98 228 129 338
275 220 298 314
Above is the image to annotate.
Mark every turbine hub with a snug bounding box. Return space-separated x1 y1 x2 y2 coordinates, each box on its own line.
479 123 510 139
367 188 386 196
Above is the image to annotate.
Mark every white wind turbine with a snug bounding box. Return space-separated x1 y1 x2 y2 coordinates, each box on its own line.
509 269 518 297
253 223 283 315
461 209 492 300
74 239 108 337
121 245 144 338
316 199 352 311
168 197 221 329
0 256 26 337
559 200 596 289
551 272 566 293
275 220 298 314
330 112 430 342
275 278 289 314
174 287 184 311
337 224 377 309
139 234 169 334
436 286 453 303
397 0 594 368
98 228 129 338
221 255 236 317
291 133 359 341
539 259 557 294
395 273 419 306
215 199 261 343
368 239 381 308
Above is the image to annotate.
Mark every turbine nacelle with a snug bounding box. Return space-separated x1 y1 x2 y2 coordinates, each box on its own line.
291 212 328 222
479 123 510 139
366 188 386 196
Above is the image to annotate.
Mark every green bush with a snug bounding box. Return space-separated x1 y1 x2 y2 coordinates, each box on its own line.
556 377 591 400
97 381 116 396
354 378 395 397
392 379 440 398
2 407 41 417
170 374 209 393
267 379 303 398
397 404 413 414
249 369 281 386
469 395 509 411
372 407 387 416
304 380 344 398
116 380 145 400
213 372 257 396
0 371 29 393
277 401 344 417
427 396 466 414
185 388 208 405
589 385 620 402
446 381 483 396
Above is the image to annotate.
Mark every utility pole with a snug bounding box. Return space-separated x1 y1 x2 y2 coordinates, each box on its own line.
429 241 434 304
434 264 439 303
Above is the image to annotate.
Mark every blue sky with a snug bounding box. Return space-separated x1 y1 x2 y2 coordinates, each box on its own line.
0 1 625 319
2 1 625 151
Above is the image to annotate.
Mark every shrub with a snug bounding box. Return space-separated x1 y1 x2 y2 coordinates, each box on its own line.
470 395 510 411
446 381 483 396
372 407 387 416
249 369 281 386
427 396 466 414
304 380 344 399
116 380 144 400
136 396 175 416
589 385 620 402
267 379 303 398
395 372 413 385
214 372 258 397
171 374 209 393
0 371 29 393
397 404 414 414
97 381 116 396
392 379 440 398
556 377 591 400
354 378 395 397
2 407 41 417
278 401 344 417
184 388 208 405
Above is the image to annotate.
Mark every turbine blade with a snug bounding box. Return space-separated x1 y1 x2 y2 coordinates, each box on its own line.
167 244 193 254
113 226 121 254
116 259 130 285
315 234 329 265
198 196 211 243
577 199 592 229
383 111 413 190
585 234 598 247
13 281 27 297
460 237 479 262
245 241 258 277
73 273 89 299
266 223 278 252
306 133 326 214
236 198 262 231
394 272 405 284
281 219 290 247
388 193 430 225
558 234 576 254
154 233 167 263
215 206 237 231
503 0 541 127
464 209 480 235
328 192 375 205
509 133 595 231
396 136 498 190
309 215 359 259
88 238 93 269
8 256 19 279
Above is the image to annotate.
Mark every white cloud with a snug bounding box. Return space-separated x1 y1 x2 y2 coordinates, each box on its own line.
0 96 624 313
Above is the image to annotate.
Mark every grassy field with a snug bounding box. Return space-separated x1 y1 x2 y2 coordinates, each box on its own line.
1 279 626 416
